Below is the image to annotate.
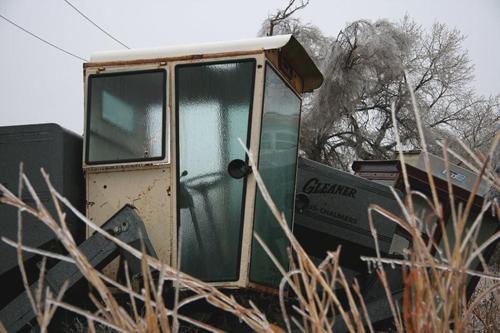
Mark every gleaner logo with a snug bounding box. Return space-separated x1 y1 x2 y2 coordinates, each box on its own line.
302 178 357 198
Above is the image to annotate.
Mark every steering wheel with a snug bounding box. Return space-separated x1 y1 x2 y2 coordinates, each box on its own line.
181 171 227 192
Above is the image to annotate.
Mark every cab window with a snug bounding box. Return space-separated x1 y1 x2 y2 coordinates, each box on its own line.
86 69 166 164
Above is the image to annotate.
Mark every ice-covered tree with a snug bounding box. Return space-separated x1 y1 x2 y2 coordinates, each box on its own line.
263 14 499 170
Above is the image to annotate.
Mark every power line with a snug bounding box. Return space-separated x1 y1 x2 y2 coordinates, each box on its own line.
63 0 130 49
0 13 88 62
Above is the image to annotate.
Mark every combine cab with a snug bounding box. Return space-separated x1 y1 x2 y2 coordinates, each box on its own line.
82 34 322 288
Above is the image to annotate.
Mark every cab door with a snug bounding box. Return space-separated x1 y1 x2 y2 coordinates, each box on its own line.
175 60 256 281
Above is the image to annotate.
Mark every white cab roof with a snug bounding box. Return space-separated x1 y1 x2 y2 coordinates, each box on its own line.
91 35 292 62
89 35 323 92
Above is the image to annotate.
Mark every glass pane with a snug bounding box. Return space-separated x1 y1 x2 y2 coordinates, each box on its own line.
177 60 255 281
250 65 301 286
87 70 165 163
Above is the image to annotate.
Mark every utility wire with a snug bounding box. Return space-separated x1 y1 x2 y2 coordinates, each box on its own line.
0 13 88 62
63 0 130 49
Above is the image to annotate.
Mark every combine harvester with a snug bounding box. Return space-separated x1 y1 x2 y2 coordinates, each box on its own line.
0 35 497 331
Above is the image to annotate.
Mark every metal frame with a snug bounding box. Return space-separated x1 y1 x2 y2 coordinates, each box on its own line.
247 60 303 288
85 68 168 165
168 53 265 289
83 63 170 171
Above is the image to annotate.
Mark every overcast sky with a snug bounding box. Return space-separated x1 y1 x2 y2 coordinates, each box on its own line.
1 0 499 134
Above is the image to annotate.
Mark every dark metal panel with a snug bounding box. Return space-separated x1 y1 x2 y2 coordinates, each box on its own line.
0 124 84 276
411 153 490 197
0 205 155 332
295 158 402 255
0 123 85 312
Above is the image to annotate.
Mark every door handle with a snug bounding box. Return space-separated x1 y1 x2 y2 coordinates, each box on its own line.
227 159 252 179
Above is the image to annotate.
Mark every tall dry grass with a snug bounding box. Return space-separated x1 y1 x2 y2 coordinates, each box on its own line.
0 76 498 332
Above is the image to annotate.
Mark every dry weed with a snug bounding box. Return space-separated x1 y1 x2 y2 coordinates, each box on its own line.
0 76 498 332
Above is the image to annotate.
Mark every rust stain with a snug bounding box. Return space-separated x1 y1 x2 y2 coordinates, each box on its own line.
131 192 143 205
83 162 167 172
247 282 281 296
84 50 262 69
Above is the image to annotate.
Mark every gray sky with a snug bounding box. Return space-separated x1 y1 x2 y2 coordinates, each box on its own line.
1 0 499 134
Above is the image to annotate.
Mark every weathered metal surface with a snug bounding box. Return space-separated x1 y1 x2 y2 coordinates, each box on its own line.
0 205 155 332
90 35 293 62
352 153 499 301
352 151 490 200
86 166 173 266
84 50 262 69
265 49 304 93
410 152 490 197
295 158 405 256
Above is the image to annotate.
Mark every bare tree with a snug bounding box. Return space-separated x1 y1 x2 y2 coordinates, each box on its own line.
468 244 500 332
290 16 499 169
453 96 500 154
262 0 310 36
259 17 332 67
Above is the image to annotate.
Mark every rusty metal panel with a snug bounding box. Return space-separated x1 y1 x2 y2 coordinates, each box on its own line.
86 166 173 265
